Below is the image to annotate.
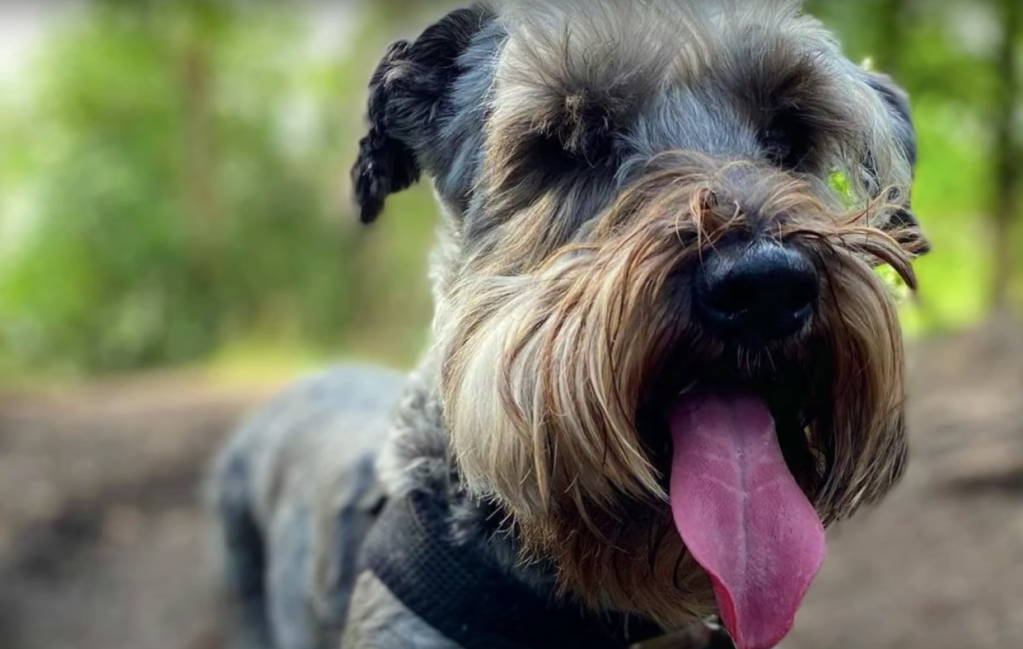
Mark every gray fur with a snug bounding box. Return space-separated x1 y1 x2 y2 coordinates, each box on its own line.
210 365 409 649
212 2 922 648
211 357 543 648
431 16 504 214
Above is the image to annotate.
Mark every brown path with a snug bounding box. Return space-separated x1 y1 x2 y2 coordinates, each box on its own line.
0 375 274 649
0 325 1021 649
786 321 1023 649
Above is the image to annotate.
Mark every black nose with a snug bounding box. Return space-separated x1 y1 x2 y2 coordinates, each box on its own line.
695 242 819 342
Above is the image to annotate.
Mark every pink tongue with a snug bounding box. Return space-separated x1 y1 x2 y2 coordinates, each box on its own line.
668 392 825 649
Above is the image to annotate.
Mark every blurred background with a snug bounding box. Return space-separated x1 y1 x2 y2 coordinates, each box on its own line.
0 1 1019 648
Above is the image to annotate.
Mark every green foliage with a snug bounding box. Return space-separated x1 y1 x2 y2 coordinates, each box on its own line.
810 0 1022 331
0 0 1019 378
0 2 363 374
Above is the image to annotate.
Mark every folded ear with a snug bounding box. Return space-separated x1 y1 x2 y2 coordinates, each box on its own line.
865 71 930 256
352 41 422 224
351 7 490 224
865 71 917 172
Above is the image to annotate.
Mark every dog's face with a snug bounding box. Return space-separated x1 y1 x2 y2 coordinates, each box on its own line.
354 2 928 647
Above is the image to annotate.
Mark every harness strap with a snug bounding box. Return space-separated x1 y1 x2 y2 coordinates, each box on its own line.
360 490 663 649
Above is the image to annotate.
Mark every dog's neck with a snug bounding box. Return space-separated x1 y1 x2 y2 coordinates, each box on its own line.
376 353 562 593
369 357 663 648
361 481 663 649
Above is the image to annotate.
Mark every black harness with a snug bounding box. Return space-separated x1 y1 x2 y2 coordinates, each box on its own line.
360 489 664 649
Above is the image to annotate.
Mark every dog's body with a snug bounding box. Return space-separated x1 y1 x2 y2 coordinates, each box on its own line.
215 362 674 649
211 2 929 648
212 366 406 649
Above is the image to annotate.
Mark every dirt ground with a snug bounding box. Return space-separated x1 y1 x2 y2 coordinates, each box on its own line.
0 322 1021 649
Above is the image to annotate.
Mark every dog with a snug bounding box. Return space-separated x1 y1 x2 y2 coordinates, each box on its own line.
210 2 929 648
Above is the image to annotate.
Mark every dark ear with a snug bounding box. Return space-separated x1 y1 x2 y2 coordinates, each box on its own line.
866 71 916 171
352 41 421 224
351 7 490 224
865 71 930 255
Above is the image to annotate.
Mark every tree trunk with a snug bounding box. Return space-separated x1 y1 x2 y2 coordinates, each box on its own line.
875 0 907 79
182 37 217 254
179 9 222 318
992 0 1021 310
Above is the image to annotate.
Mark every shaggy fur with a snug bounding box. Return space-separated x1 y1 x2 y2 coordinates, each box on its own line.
211 1 928 648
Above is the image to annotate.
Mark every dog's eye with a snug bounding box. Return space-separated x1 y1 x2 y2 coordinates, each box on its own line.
509 127 617 190
762 127 793 166
540 98 620 169
530 131 584 178
761 110 814 169
545 127 617 170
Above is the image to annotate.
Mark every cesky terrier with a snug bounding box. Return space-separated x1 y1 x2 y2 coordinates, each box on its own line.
210 2 930 648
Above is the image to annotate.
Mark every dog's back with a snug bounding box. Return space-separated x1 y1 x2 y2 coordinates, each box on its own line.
210 364 406 649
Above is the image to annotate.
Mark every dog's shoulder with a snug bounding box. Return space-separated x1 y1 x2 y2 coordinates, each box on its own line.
212 364 406 519
375 357 451 499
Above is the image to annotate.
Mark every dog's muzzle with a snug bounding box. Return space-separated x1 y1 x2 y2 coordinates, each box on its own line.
695 240 819 344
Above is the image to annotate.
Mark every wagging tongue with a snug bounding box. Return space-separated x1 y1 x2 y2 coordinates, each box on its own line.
668 392 826 649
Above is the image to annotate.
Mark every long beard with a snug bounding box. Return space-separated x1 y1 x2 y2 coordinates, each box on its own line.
437 165 916 627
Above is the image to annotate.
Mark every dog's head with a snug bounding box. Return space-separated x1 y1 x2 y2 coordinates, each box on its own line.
354 2 927 647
